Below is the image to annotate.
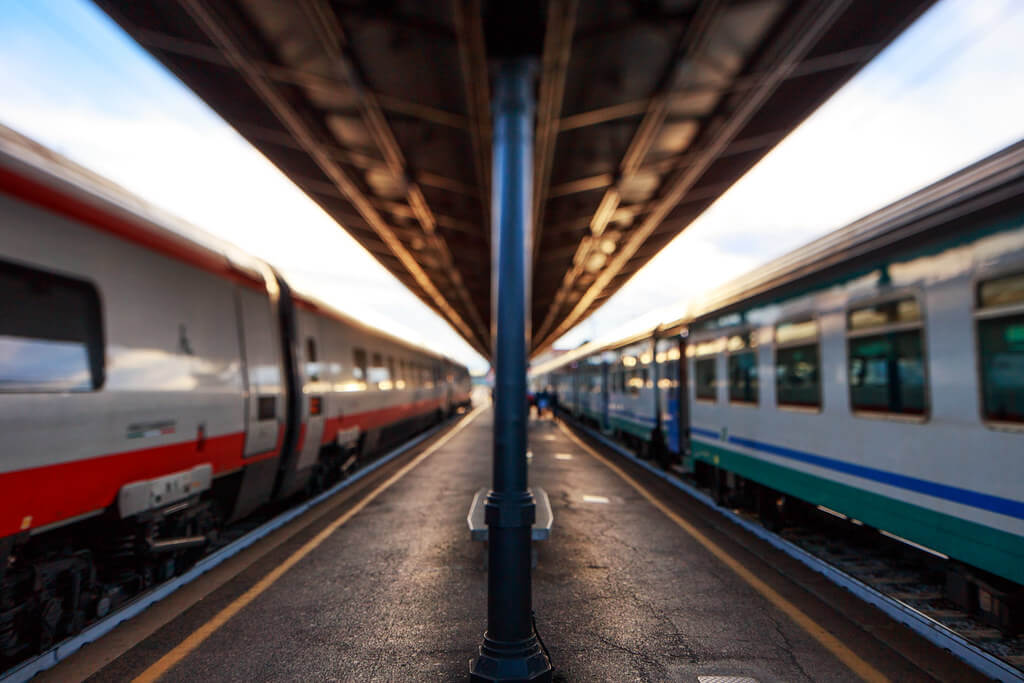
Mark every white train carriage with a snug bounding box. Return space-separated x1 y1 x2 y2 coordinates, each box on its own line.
0 128 284 536
0 126 469 658
684 143 1024 587
284 292 459 499
533 139 1024 592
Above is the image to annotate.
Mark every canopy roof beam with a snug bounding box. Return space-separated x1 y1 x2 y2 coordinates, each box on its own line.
534 0 723 347
299 0 489 358
534 0 853 352
175 0 490 357
453 0 493 252
298 0 490 354
531 0 578 267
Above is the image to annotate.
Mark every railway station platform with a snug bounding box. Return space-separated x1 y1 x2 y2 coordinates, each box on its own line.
45 405 985 682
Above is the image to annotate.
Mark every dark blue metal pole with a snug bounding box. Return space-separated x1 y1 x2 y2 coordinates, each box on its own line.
471 59 552 683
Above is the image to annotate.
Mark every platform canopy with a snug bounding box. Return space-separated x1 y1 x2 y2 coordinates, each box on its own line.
94 0 934 358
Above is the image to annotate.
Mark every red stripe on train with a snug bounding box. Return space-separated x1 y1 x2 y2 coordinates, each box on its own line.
320 396 445 444
0 432 246 539
1 399 444 538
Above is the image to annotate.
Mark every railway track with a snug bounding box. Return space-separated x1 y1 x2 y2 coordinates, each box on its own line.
0 410 471 683
559 415 1024 683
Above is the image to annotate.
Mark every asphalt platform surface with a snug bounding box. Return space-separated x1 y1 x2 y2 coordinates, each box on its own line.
73 406 984 682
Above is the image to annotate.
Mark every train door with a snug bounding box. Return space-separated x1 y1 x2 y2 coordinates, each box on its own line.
676 334 690 467
654 336 667 452
601 360 610 432
443 359 453 415
295 311 325 472
236 287 284 457
571 365 580 416
231 283 286 519
655 334 684 463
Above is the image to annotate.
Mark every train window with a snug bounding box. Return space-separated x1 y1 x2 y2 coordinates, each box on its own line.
979 272 1024 308
627 371 642 395
977 272 1024 423
0 259 104 392
257 395 276 420
695 358 716 400
627 366 648 394
657 358 680 389
387 357 396 389
369 353 390 389
847 296 927 415
775 320 820 408
727 333 758 404
353 348 368 382
306 337 319 381
848 297 921 330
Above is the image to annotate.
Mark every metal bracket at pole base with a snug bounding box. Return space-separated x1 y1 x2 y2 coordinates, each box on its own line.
470 633 552 682
484 490 536 528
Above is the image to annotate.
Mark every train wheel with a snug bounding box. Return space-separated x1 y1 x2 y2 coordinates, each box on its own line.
37 597 62 651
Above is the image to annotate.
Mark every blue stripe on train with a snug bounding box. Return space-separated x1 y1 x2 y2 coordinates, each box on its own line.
692 426 1024 521
690 426 719 440
608 408 657 425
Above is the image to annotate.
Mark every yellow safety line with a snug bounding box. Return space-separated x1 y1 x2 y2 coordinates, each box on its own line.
134 403 487 683
558 422 889 683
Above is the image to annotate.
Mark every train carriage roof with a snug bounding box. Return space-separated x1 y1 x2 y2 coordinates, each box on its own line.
92 0 935 359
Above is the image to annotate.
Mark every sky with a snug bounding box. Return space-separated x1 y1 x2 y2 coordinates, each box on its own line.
1 0 1023 373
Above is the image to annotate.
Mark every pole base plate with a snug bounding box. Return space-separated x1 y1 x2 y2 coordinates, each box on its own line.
470 635 553 682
